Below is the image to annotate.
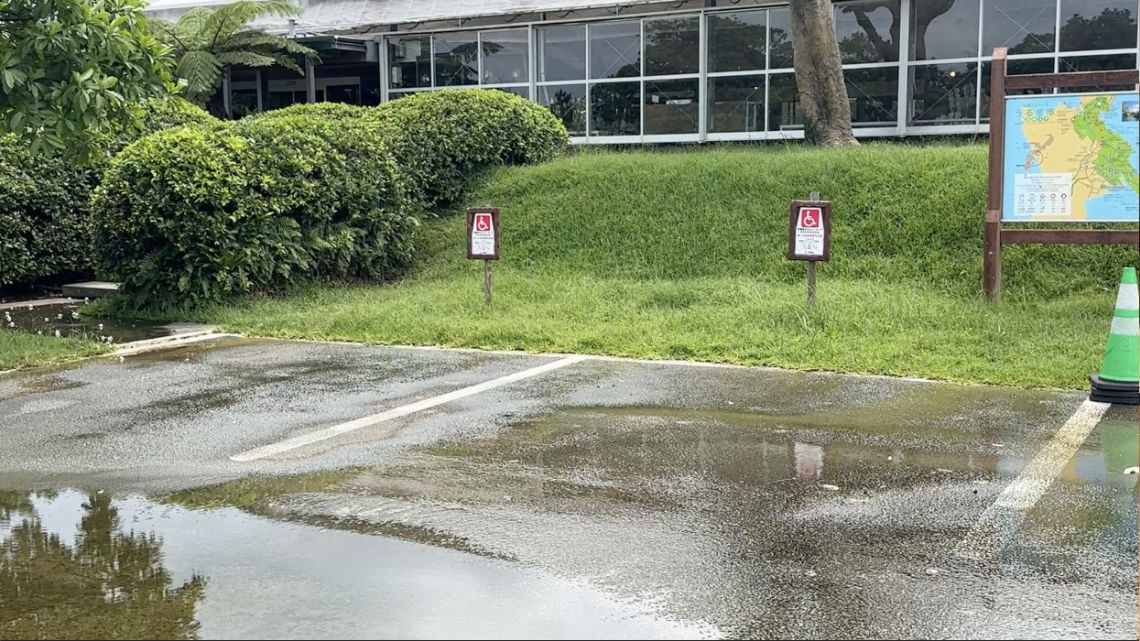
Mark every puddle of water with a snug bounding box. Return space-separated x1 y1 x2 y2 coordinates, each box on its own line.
2 302 169 344
0 489 717 640
222 406 1137 639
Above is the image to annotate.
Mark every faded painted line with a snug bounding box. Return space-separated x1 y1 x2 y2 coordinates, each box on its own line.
113 331 238 357
954 399 1110 562
231 354 589 462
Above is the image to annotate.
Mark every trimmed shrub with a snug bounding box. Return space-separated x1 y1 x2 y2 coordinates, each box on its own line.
371 91 568 207
90 89 565 307
0 137 97 287
136 97 218 138
249 102 370 122
0 97 219 289
251 89 569 208
91 118 416 308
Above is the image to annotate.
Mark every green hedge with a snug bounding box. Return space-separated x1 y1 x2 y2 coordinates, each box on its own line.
248 102 369 122
91 118 416 308
371 91 568 208
0 137 97 287
91 90 567 307
253 90 569 208
0 97 218 289
135 97 217 141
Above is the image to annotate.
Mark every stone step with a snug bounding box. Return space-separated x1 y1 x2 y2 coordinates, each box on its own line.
60 281 120 299
0 297 79 311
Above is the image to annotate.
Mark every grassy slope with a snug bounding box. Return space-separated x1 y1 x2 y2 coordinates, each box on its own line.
187 144 1136 388
0 330 108 372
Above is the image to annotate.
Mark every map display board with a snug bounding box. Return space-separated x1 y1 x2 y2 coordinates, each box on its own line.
1002 92 1139 222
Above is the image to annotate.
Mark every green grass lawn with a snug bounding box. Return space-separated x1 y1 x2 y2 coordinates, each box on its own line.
147 144 1137 389
0 330 109 372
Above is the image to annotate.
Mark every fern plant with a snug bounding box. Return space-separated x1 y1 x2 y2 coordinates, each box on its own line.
158 1 319 107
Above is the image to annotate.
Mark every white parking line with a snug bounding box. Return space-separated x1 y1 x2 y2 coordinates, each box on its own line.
231 354 589 462
954 398 1111 562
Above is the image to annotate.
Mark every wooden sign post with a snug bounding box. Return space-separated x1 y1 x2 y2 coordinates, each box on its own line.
985 47 1139 302
788 193 833 308
467 207 501 305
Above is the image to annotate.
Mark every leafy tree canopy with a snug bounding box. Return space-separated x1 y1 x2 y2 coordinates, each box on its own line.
159 0 319 106
0 0 174 161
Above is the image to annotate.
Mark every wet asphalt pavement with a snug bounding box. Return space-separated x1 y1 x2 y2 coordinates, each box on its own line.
1 337 1137 639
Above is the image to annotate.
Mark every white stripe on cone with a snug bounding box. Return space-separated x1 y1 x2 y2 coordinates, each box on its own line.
1110 316 1140 337
1116 283 1139 311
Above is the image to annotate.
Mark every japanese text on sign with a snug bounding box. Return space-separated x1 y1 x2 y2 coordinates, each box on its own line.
794 207 824 257
787 200 832 262
471 213 495 257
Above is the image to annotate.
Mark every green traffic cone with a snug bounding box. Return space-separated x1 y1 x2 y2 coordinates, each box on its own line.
1090 267 1139 405
1100 267 1139 382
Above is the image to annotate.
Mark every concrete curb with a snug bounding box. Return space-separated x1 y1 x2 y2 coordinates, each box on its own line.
0 298 80 311
113 330 241 357
251 336 1014 390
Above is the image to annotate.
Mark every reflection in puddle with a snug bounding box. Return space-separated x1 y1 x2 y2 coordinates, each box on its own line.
0 490 715 640
2 302 169 344
0 490 205 640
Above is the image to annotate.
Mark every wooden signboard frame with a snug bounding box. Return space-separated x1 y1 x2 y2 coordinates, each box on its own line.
466 207 501 261
984 47 1139 302
787 200 833 262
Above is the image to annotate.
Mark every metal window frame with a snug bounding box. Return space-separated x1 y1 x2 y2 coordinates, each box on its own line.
367 0 1138 143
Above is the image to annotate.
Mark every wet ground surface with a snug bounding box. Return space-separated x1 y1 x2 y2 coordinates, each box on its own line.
0 300 179 343
0 338 1137 639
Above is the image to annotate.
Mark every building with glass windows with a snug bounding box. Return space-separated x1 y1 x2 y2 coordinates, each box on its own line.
146 0 1140 142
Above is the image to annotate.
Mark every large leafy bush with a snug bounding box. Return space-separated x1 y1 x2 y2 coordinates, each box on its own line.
91 118 415 308
0 136 97 287
371 91 568 208
0 97 218 289
254 89 569 208
92 89 566 307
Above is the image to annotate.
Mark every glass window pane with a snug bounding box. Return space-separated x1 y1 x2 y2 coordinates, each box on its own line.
983 0 1057 55
481 30 529 84
1058 54 1138 91
1059 53 1137 70
538 25 586 82
844 67 899 125
590 81 641 135
769 9 797 69
1060 0 1138 50
979 58 1055 121
835 0 901 63
708 76 765 133
645 16 700 76
708 10 767 72
911 0 981 60
434 32 479 87
768 73 803 131
493 86 530 99
590 21 642 79
325 84 360 105
909 62 979 124
644 78 699 134
538 84 586 136
388 36 432 89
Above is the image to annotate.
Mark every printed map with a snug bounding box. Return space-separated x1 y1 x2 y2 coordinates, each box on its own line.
1003 92 1139 222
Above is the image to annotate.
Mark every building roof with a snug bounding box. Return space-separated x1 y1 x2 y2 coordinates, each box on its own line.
145 0 663 36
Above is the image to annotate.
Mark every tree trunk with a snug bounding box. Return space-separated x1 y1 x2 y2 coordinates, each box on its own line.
787 0 857 146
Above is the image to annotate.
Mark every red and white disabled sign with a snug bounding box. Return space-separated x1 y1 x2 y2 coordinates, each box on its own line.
471 212 496 256
794 206 824 256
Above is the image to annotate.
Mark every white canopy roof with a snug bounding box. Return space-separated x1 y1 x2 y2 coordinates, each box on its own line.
145 0 662 35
